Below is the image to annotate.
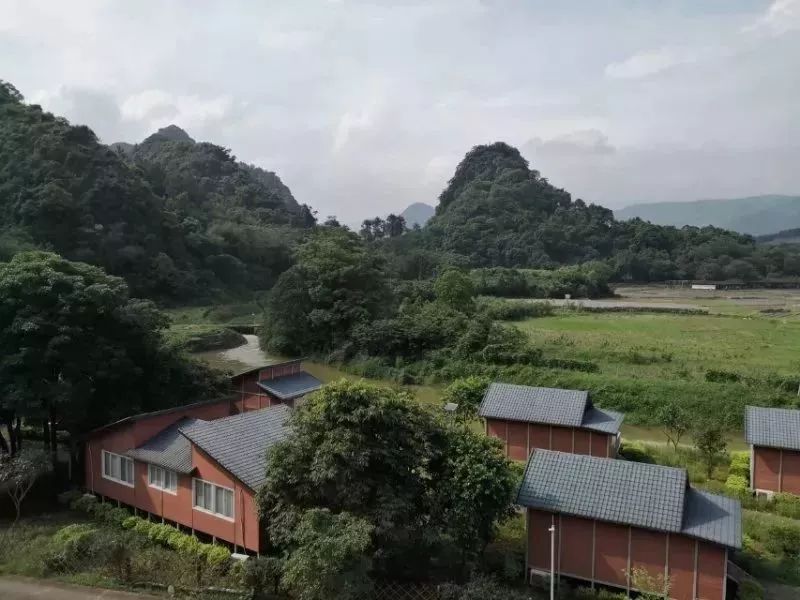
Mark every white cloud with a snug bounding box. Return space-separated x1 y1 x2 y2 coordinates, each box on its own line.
526 130 616 157
121 90 233 129
259 29 321 51
605 47 698 79
747 0 800 35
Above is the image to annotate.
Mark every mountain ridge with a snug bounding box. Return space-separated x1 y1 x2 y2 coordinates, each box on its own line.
615 195 800 236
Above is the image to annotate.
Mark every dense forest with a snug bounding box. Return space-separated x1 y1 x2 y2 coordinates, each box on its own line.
372 143 800 283
0 80 314 302
3 78 800 310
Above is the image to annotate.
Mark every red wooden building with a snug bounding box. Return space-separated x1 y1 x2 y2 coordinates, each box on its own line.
518 450 742 600
745 405 800 496
478 383 623 461
230 359 322 411
83 361 322 554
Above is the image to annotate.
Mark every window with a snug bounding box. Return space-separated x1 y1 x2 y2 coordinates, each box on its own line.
148 464 177 493
101 451 134 487
192 478 234 519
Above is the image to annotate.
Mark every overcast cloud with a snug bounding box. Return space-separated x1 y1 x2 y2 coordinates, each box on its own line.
1 0 799 224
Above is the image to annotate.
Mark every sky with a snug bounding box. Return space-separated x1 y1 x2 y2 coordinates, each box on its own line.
1 0 799 225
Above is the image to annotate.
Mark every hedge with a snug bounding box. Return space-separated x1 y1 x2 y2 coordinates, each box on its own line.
69 493 231 566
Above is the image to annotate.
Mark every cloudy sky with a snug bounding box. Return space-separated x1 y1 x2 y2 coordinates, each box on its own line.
2 0 799 224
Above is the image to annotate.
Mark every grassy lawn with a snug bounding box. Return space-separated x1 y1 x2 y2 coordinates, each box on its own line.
519 312 800 381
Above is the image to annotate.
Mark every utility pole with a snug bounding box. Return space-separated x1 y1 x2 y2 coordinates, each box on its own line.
549 524 556 600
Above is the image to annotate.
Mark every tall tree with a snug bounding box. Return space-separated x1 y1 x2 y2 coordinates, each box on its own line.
0 252 226 464
261 228 389 355
258 380 515 581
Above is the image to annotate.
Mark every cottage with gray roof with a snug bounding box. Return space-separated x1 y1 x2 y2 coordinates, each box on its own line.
479 382 623 461
745 405 800 496
84 364 313 556
519 449 741 600
231 359 323 411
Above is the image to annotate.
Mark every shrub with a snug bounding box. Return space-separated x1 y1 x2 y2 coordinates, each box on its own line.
738 579 764 600
729 451 750 478
725 474 749 495
765 523 800 557
618 441 655 464
705 369 741 383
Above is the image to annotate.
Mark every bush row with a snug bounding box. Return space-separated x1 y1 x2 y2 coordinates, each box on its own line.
479 299 554 321
68 493 231 566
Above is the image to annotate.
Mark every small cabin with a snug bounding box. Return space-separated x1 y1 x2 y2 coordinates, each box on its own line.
230 360 323 412
519 450 742 600
745 405 800 496
478 383 623 461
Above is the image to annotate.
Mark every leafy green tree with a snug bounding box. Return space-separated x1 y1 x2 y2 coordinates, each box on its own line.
437 428 517 567
442 376 490 421
261 228 389 355
693 423 728 478
0 449 49 530
657 403 691 451
281 509 373 600
258 380 515 579
434 270 475 312
0 252 226 463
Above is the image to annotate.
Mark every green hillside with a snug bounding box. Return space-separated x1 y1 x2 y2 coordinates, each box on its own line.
615 195 800 236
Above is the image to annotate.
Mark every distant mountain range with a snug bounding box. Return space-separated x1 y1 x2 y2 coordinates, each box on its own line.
615 195 800 236
400 202 435 227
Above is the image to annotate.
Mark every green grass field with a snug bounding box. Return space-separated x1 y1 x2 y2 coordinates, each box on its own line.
519 312 800 380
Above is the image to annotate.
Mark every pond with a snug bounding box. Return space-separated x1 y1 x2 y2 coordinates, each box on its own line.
192 336 746 448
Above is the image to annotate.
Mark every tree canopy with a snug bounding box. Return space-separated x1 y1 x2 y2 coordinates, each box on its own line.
0 252 227 454
258 380 516 586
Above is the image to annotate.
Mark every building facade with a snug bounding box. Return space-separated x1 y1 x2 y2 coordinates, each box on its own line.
518 451 742 600
231 359 322 411
745 405 800 496
478 383 623 461
84 361 323 554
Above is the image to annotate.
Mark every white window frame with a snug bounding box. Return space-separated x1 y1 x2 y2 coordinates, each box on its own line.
101 450 135 487
148 464 178 494
192 478 234 521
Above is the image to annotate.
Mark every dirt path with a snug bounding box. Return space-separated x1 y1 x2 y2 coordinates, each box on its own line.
0 576 159 599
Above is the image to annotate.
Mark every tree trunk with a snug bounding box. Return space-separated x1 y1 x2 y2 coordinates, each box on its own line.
42 418 51 452
14 416 21 451
49 407 58 473
0 428 8 454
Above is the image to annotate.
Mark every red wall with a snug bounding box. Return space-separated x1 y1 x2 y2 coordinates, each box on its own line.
753 446 800 495
84 398 262 552
230 361 304 412
485 418 612 461
526 509 728 600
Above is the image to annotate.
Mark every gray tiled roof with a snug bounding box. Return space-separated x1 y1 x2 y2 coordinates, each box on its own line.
126 418 198 473
581 406 625 434
180 405 291 490
478 382 623 434
257 372 323 400
517 450 741 549
479 383 588 427
745 405 800 451
682 488 742 549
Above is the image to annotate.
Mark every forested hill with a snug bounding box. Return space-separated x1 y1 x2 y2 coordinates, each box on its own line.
0 80 315 302
615 195 800 236
416 143 800 281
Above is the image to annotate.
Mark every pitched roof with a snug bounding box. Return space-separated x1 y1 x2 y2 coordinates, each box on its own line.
745 405 800 451
581 406 625 434
180 405 291 490
517 450 741 549
479 383 588 428
126 418 197 473
86 397 232 437
257 372 323 400
478 383 623 434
